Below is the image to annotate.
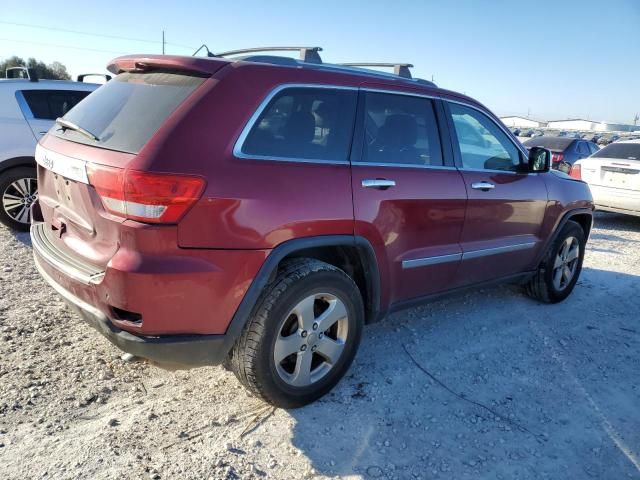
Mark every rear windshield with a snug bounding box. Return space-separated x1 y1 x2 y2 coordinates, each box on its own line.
52 71 206 154
593 143 640 160
523 137 573 151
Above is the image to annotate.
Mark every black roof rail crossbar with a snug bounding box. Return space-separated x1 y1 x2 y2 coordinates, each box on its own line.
215 46 323 64
338 62 414 79
5 66 38 81
77 73 112 82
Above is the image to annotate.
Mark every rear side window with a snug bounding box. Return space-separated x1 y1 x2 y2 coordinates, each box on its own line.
358 92 443 167
53 71 206 154
20 90 90 120
240 87 357 162
594 143 640 160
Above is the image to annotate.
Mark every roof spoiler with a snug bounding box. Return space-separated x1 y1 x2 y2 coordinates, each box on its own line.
107 55 227 76
5 67 38 82
77 73 112 83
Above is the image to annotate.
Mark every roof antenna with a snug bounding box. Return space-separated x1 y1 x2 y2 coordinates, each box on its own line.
192 44 215 57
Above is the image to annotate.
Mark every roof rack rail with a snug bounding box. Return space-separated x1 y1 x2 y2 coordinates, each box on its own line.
77 73 112 83
215 46 323 64
338 62 413 79
5 66 38 82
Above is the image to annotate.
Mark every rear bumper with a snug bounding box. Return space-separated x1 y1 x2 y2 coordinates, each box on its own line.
589 184 640 215
34 254 230 366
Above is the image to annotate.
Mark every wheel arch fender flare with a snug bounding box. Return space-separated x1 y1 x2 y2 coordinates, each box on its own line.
221 235 382 356
0 156 37 174
535 207 593 267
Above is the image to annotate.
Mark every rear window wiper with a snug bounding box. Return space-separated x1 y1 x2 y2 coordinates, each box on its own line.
55 118 100 142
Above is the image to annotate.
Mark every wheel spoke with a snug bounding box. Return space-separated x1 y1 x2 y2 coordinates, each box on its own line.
274 334 303 363
563 265 572 283
553 254 564 269
14 205 28 223
290 352 313 387
566 244 579 262
315 337 345 364
11 179 27 196
292 295 316 331
553 267 563 288
317 299 347 332
3 195 22 210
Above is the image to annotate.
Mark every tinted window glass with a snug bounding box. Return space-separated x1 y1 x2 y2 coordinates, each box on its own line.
21 90 90 120
242 88 357 161
593 143 640 160
588 142 600 154
577 141 590 155
522 137 573 151
449 103 521 171
53 71 205 154
359 92 442 166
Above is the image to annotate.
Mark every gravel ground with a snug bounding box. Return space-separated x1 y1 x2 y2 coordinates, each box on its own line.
1 212 639 480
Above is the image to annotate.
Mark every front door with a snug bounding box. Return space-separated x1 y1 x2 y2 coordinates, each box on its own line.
351 90 467 306
444 101 549 286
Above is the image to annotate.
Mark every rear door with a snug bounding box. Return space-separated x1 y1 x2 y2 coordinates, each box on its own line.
18 89 91 139
443 101 548 286
350 89 467 305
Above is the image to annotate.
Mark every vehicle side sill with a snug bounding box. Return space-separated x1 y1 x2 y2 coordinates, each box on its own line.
595 205 640 217
387 271 535 315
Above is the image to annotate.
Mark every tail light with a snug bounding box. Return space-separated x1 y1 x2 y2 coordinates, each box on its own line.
87 164 206 224
570 163 582 180
552 153 564 163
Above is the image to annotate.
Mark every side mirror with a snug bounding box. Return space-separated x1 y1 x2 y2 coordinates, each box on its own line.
528 146 551 173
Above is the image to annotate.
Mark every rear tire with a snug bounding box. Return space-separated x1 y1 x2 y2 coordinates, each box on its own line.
229 258 364 408
526 220 586 303
0 167 38 231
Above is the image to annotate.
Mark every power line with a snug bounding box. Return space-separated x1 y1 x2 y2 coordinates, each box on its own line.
0 20 194 50
0 37 130 55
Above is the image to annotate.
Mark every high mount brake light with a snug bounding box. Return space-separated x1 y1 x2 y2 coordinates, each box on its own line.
87 164 205 224
570 163 582 180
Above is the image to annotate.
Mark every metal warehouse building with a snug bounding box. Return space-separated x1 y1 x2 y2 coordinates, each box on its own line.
546 119 639 132
500 116 547 128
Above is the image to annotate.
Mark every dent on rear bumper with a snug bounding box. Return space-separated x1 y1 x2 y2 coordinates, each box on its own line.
30 221 269 336
33 255 231 366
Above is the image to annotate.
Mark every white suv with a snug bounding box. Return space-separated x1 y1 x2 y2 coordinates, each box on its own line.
0 71 99 230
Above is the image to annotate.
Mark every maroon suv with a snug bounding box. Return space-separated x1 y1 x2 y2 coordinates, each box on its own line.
30 48 593 407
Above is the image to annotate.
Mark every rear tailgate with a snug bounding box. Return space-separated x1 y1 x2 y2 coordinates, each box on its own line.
33 64 220 270
35 137 133 270
580 143 640 192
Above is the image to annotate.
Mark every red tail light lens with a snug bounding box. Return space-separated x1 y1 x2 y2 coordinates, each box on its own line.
87 164 206 224
552 153 564 163
570 163 582 180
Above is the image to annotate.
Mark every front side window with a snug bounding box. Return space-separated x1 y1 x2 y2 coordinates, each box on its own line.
449 103 522 172
241 87 357 161
359 92 443 166
20 90 91 120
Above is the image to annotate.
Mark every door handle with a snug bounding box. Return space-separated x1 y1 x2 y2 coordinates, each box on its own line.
471 181 495 191
362 179 396 190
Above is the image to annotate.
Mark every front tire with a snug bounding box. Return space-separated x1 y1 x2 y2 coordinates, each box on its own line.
526 220 586 303
229 258 364 408
0 167 38 231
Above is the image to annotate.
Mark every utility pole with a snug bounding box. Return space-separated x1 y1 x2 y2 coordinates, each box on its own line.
634 114 639 126
162 30 166 55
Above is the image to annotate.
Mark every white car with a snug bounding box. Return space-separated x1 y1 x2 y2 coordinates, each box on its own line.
0 69 99 230
572 139 640 217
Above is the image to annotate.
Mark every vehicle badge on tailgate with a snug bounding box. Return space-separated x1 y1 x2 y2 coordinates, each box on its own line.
41 153 54 170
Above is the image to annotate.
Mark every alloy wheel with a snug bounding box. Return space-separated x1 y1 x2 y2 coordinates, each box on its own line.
274 293 349 387
2 177 38 225
552 236 580 291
